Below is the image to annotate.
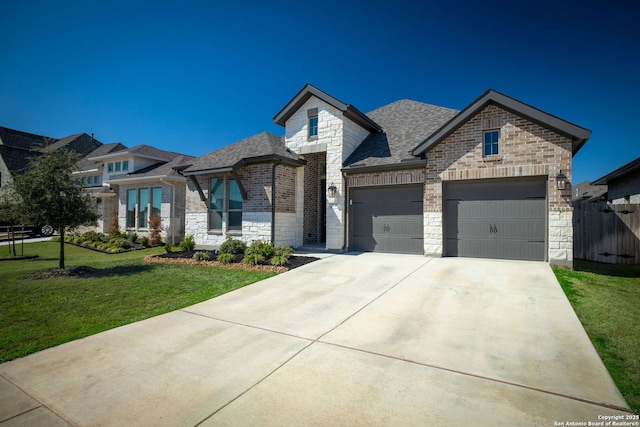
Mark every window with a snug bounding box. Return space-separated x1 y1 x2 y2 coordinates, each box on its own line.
208 177 243 232
309 116 318 137
126 189 137 228
484 130 499 156
115 162 122 172
151 187 162 218
228 179 243 231
139 188 149 228
87 176 93 185
123 160 129 171
108 163 114 172
308 108 318 137
82 177 88 185
209 178 224 230
126 187 162 229
95 175 101 185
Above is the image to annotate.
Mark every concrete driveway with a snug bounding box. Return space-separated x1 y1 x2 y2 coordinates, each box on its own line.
0 253 631 426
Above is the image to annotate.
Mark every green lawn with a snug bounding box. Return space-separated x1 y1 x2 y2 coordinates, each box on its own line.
553 260 640 414
0 242 276 363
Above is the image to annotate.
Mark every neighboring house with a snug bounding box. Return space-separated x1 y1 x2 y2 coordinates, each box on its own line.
182 84 590 266
0 126 102 188
572 180 607 204
87 145 194 243
592 157 640 204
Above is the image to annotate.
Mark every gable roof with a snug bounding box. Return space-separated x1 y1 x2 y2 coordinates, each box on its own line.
182 132 304 176
412 89 592 156
0 145 41 176
273 84 382 133
343 99 459 170
592 157 640 185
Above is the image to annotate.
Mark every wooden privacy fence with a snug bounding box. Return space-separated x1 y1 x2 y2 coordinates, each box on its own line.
573 202 640 264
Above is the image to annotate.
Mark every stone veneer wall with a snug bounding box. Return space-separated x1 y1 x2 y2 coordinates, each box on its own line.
184 163 299 248
423 104 573 265
284 96 369 250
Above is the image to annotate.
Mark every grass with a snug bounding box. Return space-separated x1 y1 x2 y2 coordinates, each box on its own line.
553 260 640 414
0 241 276 363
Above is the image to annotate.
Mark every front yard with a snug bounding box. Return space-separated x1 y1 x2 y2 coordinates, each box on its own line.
553 260 640 414
0 242 276 363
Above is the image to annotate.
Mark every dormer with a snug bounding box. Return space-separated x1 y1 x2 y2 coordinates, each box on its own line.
88 145 174 183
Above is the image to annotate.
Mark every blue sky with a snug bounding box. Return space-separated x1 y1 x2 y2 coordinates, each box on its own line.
1 0 638 184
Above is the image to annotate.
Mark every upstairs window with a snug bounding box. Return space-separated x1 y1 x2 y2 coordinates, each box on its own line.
308 108 318 138
115 162 122 172
123 160 129 171
108 163 114 172
483 130 499 156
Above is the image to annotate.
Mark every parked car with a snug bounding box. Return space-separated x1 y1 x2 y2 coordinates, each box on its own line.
0 223 54 237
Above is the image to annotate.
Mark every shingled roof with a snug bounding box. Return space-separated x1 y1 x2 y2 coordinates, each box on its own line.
343 100 459 170
88 144 179 162
182 132 304 175
0 127 51 150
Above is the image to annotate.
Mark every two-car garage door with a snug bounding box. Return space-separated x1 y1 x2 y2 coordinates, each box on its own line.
443 178 547 261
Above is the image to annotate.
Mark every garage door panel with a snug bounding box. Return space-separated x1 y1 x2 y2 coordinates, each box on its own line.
444 179 547 261
351 186 423 254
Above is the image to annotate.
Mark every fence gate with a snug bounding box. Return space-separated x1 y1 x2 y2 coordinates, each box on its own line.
573 202 640 264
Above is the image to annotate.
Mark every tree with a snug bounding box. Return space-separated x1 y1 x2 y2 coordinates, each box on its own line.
13 149 99 269
0 185 23 256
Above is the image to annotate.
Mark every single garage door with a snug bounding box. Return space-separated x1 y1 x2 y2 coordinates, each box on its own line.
444 179 546 261
350 185 423 254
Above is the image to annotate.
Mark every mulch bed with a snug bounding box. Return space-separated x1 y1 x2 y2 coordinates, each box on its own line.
145 251 319 273
25 252 319 279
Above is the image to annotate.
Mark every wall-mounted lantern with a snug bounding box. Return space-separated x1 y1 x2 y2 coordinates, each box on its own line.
556 170 568 191
327 183 337 199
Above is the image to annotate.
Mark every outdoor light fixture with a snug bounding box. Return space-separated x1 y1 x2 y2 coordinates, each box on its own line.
556 170 568 191
327 183 337 198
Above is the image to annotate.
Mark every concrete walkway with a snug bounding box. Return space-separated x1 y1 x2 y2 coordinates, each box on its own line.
0 253 631 426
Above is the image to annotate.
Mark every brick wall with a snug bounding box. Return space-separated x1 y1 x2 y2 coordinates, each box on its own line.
301 153 323 244
609 169 640 204
423 104 574 263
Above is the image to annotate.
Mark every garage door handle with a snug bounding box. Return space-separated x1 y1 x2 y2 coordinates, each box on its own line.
489 224 498 234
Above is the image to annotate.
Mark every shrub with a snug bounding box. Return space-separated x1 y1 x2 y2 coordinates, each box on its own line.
108 237 131 249
164 242 174 253
219 238 246 255
217 252 235 264
243 253 265 265
128 232 138 243
80 231 105 243
274 245 294 258
192 251 210 261
179 235 195 252
270 255 289 266
246 240 274 258
108 247 124 254
140 236 149 247
149 214 163 246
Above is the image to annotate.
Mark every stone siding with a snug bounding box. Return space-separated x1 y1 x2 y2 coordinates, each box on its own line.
608 169 640 204
423 104 574 264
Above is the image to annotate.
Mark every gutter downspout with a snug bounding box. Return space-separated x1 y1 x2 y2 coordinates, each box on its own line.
271 159 282 244
160 178 176 244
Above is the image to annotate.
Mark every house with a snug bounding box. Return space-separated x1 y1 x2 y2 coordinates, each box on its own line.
572 180 607 204
86 145 194 242
592 157 640 204
0 126 102 189
182 85 590 266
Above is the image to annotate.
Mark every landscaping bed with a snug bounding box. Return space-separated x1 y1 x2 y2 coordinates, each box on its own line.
145 251 319 273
